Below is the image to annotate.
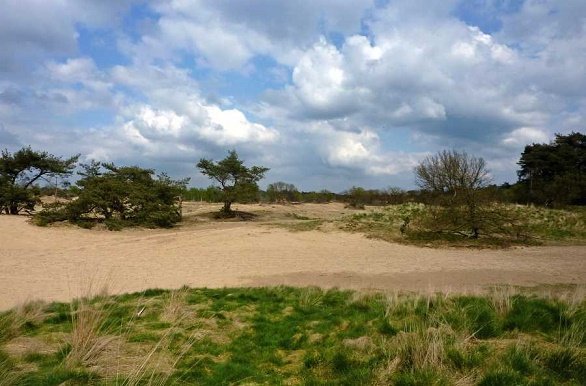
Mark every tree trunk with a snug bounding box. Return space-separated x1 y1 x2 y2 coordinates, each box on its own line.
222 201 232 214
9 204 19 215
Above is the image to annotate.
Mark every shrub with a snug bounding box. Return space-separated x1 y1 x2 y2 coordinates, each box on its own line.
35 162 187 230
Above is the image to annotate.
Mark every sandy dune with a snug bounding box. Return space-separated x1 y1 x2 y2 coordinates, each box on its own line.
1 203 585 309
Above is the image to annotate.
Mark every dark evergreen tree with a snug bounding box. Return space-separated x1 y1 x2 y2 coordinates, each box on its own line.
36 162 188 229
197 150 269 215
0 147 78 215
517 132 586 206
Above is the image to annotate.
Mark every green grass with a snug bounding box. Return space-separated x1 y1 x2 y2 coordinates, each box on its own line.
343 203 586 248
0 287 585 385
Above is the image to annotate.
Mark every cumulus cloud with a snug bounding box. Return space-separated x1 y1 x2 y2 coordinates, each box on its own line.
127 0 374 70
255 0 585 182
266 12 531 142
502 127 549 147
1 0 585 189
120 104 277 149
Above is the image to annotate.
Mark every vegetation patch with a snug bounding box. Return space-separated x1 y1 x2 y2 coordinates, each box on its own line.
0 287 584 384
344 203 586 247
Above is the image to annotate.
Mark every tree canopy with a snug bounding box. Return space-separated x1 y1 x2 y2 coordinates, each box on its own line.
0 147 78 215
36 162 188 229
517 132 586 206
197 150 269 215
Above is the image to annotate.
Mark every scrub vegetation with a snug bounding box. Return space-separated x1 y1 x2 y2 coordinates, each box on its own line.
343 203 586 247
0 286 584 385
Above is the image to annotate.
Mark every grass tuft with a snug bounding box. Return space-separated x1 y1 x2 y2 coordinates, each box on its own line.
65 303 113 367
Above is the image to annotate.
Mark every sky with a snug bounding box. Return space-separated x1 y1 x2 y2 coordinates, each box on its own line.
0 0 585 191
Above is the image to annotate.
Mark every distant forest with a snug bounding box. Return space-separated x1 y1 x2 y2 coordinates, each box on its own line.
185 132 586 208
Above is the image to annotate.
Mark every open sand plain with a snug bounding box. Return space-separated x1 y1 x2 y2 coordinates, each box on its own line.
1 202 585 310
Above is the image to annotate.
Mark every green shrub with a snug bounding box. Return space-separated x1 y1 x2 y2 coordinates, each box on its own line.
35 162 187 230
104 218 124 231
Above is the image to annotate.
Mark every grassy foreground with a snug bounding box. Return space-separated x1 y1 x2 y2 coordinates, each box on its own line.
1 286 585 385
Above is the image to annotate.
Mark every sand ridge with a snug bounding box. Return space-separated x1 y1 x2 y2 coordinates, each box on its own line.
1 203 585 309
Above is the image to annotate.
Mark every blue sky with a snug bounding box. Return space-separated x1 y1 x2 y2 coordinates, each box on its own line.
1 0 585 191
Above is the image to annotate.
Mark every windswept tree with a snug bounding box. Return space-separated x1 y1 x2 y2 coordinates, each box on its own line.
197 150 269 215
36 162 188 229
415 150 490 238
0 147 78 214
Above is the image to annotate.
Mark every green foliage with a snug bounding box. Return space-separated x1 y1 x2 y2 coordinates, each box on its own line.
0 147 78 215
346 186 368 209
183 185 223 202
197 150 269 215
394 369 450 386
478 368 526 386
517 132 586 207
35 162 188 229
453 297 501 338
266 181 300 202
299 189 336 203
543 348 586 381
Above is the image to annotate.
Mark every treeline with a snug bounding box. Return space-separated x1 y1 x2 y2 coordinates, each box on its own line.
184 132 584 209
1 132 583 231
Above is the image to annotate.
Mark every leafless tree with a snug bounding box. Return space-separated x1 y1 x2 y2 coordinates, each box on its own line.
415 150 490 238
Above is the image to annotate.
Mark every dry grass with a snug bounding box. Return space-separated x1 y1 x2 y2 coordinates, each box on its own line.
394 326 453 371
160 288 190 324
65 303 113 368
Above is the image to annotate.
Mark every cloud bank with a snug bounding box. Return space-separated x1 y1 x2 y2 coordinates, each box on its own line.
0 0 584 190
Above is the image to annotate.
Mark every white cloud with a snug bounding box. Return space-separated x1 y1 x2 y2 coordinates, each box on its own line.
116 101 277 153
2 0 586 189
201 106 277 145
126 0 374 70
303 121 422 176
502 127 549 147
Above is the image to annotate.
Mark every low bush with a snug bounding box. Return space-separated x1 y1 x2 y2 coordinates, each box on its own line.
34 162 187 230
344 203 586 247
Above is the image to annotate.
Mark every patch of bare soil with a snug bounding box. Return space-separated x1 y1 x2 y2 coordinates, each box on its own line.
1 203 584 309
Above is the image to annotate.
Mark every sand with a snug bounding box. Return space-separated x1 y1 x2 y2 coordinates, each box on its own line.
1 203 585 310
